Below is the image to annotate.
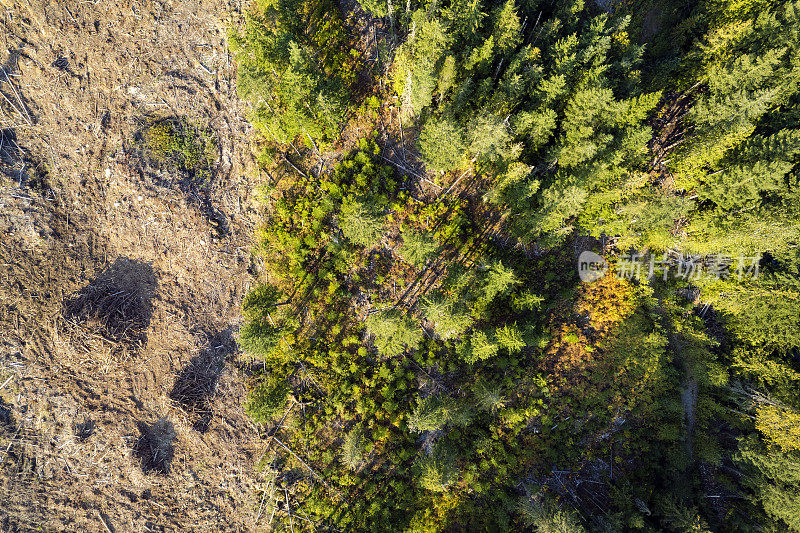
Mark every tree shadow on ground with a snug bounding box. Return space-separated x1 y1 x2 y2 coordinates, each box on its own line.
169 327 236 432
0 397 14 430
64 257 157 351
75 418 96 441
0 49 45 187
133 417 176 475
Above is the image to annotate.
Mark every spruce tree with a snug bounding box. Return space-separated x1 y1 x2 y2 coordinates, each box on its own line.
229 4 349 147
392 10 449 116
671 0 800 186
340 197 383 248
366 309 423 356
417 118 467 172
341 426 367 470
420 293 471 340
414 443 459 492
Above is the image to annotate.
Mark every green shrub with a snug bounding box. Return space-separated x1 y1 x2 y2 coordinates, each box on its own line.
239 320 282 357
141 118 217 185
245 375 289 424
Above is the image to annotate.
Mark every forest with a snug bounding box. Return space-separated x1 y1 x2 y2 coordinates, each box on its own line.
228 0 800 529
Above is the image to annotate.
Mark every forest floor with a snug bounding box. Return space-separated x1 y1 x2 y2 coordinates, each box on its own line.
0 1 272 530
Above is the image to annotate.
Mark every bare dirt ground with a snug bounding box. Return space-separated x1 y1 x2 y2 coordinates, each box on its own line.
0 0 271 530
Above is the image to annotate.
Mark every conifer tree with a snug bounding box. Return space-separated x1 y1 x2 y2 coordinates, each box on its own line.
399 227 439 268
359 0 389 16
419 294 471 340
229 2 350 146
517 496 586 532
443 0 485 45
417 118 467 172
738 426 800 530
474 381 507 414
483 260 519 302
239 318 282 357
414 443 459 492
671 0 800 186
495 323 526 354
491 0 522 56
245 375 289 424
468 114 512 163
526 184 588 245
392 10 449 116
436 55 458 101
366 309 423 356
461 330 499 363
711 282 800 354
340 197 383 248
242 283 283 322
408 395 452 433
341 425 367 470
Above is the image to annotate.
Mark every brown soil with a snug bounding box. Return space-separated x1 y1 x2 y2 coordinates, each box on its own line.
0 0 270 530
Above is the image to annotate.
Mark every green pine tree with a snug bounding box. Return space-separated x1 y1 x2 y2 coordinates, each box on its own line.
366 309 423 356
420 293 471 340
340 197 383 248
418 118 467 172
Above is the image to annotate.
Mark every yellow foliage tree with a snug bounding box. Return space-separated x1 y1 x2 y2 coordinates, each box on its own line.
755 404 800 453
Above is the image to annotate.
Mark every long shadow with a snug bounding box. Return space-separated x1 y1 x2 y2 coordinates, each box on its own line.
0 397 14 431
394 192 497 309
169 327 236 432
0 128 21 167
64 257 157 351
0 48 42 186
0 397 25 472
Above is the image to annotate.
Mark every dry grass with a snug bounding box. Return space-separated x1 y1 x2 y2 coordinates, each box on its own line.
0 0 270 530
